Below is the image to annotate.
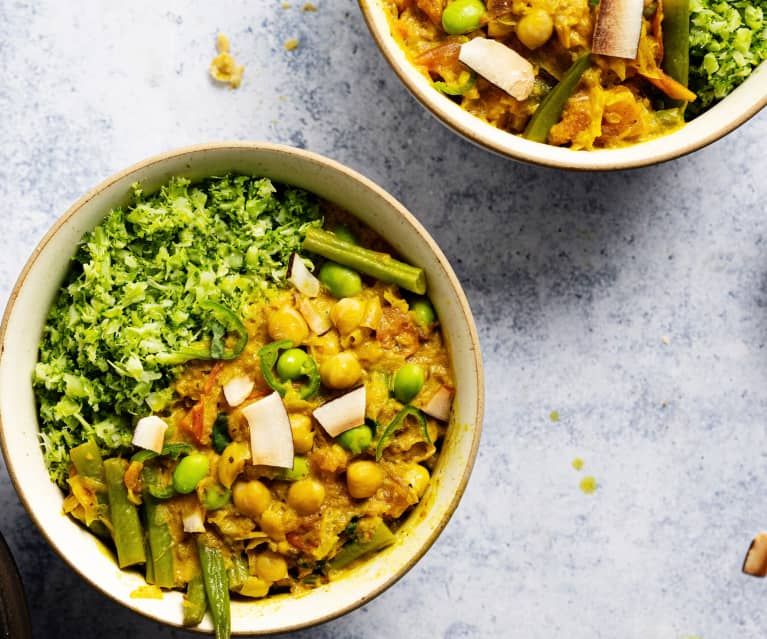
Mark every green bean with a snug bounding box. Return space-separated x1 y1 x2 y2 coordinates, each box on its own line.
442 0 486 35
304 228 426 295
103 458 146 568
143 494 175 588
318 261 363 298
197 535 231 639
226 553 250 592
523 52 591 143
392 363 425 404
69 440 110 538
329 519 395 570
173 453 210 494
335 424 373 454
662 0 691 108
182 575 208 627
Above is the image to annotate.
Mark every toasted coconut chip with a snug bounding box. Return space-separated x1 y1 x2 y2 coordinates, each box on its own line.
288 253 321 297
182 507 206 534
422 385 453 421
223 375 255 407
313 386 366 437
458 38 535 100
297 297 332 335
592 0 644 59
242 392 295 468
132 415 167 453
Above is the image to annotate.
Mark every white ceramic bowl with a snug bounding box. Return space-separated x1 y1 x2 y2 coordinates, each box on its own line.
0 142 484 634
359 0 767 170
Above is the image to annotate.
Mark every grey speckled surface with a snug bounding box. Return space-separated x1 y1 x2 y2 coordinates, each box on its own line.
1 2 767 638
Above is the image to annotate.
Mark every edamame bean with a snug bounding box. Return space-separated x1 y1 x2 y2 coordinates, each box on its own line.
319 261 362 298
410 298 436 325
442 0 486 35
393 363 425 403
276 348 311 380
173 453 210 494
332 224 357 244
336 424 373 454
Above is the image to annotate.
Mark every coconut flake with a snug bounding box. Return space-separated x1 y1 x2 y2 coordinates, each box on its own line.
288 254 320 297
312 386 366 437
422 386 453 422
132 415 167 453
242 391 295 468
592 0 644 59
297 297 332 335
223 375 255 407
458 38 535 100
183 507 206 533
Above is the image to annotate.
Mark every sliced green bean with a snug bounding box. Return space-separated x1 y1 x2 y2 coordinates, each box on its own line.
197 535 231 639
304 228 426 295
143 494 175 588
524 52 591 143
103 458 146 568
182 575 208 627
329 519 395 570
69 440 110 539
226 553 250 592
662 0 691 108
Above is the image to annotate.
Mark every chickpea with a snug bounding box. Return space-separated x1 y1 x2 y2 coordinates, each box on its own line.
401 463 431 498
232 479 272 518
516 8 554 50
320 351 362 389
289 413 315 454
253 551 288 582
268 306 309 344
287 478 326 515
259 505 287 541
346 460 385 499
330 297 366 335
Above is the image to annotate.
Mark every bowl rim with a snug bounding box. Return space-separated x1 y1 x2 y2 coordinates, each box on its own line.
358 0 767 171
0 141 485 633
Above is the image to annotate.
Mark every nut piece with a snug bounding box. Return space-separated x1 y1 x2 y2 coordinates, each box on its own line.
743 532 767 576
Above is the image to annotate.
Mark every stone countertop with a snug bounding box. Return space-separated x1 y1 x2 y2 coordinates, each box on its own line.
1 2 766 638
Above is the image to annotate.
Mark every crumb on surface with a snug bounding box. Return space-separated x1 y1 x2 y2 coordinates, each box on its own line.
282 2 292 7
572 457 584 471
302 2 318 10
579 476 598 494
210 32 245 88
549 410 560 422
284 38 300 51
661 335 670 345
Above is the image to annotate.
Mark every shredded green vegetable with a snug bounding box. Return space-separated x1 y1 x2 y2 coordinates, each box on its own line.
687 0 767 117
34 175 323 486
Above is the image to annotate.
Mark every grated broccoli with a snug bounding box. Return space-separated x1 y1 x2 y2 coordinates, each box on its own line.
687 0 767 118
34 175 323 486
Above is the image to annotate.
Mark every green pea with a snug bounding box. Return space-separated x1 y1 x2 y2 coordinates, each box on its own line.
410 298 436 326
442 0 486 35
276 348 311 380
332 224 357 245
336 424 373 454
393 363 425 404
202 484 231 510
319 261 362 298
275 456 310 481
172 453 210 494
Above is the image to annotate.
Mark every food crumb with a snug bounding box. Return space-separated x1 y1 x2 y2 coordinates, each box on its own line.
282 2 292 7
572 457 584 471
549 410 560 422
130 585 164 599
661 335 670 345
284 38 300 51
302 2 318 10
210 32 245 88
579 476 598 494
